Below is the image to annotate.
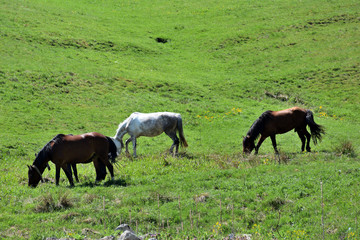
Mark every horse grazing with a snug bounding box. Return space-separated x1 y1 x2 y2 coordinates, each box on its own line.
243 107 325 154
28 132 117 188
113 112 188 157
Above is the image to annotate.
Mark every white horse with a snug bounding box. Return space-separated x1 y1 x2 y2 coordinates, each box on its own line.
112 112 188 157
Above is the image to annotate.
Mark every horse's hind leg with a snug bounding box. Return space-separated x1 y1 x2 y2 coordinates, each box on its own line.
304 129 311 152
71 164 79 182
296 130 306 152
166 131 179 155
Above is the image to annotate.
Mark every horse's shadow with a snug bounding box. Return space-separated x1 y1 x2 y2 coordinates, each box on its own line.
104 178 127 187
79 178 127 188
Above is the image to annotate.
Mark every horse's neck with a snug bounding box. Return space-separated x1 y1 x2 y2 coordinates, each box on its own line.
114 121 128 140
34 160 49 174
247 120 262 140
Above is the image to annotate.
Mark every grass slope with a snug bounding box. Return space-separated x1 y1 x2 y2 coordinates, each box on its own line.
0 0 359 239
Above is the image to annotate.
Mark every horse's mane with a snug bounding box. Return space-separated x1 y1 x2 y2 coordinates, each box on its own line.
106 136 118 163
33 134 65 166
246 111 273 141
114 115 133 139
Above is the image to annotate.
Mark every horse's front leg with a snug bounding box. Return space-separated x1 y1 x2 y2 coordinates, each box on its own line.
270 135 279 154
125 137 132 155
103 158 114 181
62 165 74 187
93 159 105 183
56 165 61 185
132 137 137 157
255 135 267 154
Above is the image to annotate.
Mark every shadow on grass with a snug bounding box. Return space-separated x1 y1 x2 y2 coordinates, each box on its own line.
103 178 127 187
78 178 127 188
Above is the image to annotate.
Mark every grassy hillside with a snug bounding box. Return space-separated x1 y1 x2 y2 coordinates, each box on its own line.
0 0 359 239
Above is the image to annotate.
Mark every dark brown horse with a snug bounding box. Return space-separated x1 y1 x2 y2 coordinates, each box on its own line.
28 132 117 188
243 107 325 154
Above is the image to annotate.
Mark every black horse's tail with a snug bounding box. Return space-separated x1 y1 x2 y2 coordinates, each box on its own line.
177 116 188 148
305 110 325 145
106 136 118 163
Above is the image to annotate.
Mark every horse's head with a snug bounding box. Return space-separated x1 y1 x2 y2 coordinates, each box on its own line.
28 148 50 187
243 135 255 154
28 165 43 188
111 137 123 156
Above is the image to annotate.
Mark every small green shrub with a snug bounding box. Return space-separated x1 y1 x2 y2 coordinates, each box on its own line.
334 140 356 157
34 192 73 213
34 194 56 213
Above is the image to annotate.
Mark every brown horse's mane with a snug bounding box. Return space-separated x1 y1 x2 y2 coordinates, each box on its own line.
246 111 274 141
33 134 65 167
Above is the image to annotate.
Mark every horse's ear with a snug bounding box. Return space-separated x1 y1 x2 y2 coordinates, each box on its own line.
35 153 38 157
27 165 31 169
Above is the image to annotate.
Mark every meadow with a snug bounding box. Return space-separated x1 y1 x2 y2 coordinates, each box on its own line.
0 0 359 239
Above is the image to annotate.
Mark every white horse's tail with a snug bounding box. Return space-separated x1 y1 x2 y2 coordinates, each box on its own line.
177 116 188 148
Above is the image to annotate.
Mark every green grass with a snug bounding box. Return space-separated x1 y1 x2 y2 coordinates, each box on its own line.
1 153 359 239
0 0 359 239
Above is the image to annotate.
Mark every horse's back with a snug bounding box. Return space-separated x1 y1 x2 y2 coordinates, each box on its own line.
129 112 181 124
52 132 109 163
127 112 180 137
273 107 306 116
131 112 180 118
266 107 307 134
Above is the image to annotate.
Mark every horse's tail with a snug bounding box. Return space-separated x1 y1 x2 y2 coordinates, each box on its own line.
305 110 325 145
177 116 188 148
106 136 118 163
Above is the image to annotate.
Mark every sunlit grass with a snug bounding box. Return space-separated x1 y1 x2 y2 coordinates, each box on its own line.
0 0 359 238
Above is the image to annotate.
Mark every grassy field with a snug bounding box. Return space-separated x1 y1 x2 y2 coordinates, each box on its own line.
1 0 359 239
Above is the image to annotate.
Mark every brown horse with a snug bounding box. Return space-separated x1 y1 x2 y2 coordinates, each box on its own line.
243 107 325 154
28 132 117 188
